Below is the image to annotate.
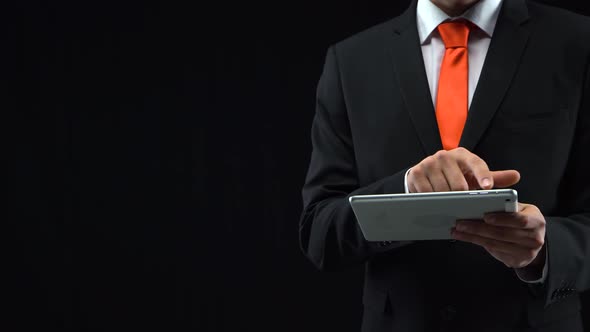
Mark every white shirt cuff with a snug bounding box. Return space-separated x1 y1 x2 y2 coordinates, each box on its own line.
404 168 412 194
514 247 548 284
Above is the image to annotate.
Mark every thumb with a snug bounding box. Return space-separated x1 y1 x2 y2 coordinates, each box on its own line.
491 170 520 188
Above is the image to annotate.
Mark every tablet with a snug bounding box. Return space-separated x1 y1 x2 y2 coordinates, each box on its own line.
349 189 518 241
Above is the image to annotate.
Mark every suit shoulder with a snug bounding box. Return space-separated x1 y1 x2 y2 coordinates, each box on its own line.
329 19 395 57
527 1 590 53
527 1 590 33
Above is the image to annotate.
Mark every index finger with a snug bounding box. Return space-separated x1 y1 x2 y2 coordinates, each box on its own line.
453 148 493 189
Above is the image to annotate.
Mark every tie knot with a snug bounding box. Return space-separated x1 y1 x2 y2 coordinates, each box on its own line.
437 20 472 49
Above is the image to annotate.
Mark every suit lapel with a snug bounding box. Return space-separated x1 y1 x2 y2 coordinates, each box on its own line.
388 0 443 156
459 0 531 151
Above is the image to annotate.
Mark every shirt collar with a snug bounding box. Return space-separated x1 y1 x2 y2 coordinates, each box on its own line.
416 0 503 45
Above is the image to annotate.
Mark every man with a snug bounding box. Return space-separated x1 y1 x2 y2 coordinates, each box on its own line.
300 0 590 331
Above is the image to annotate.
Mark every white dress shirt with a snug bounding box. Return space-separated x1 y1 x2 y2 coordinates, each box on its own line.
403 0 547 283
417 0 502 108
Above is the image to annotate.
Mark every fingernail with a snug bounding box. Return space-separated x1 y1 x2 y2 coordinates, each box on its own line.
482 178 491 188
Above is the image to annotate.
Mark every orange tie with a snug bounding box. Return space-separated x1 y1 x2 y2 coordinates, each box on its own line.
436 21 472 150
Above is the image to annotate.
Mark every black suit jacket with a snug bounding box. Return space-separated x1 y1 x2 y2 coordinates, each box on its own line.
300 1 590 331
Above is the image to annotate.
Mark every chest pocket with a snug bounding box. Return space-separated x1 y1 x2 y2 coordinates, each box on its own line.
493 108 571 132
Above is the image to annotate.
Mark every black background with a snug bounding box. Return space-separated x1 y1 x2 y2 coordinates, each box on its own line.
13 1 590 331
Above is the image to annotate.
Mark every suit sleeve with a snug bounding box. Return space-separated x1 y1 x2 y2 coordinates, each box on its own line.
544 56 590 306
299 46 412 272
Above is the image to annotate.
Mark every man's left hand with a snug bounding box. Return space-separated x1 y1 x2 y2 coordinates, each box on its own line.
451 203 546 269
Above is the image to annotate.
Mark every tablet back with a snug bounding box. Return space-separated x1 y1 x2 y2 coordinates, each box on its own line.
349 190 518 241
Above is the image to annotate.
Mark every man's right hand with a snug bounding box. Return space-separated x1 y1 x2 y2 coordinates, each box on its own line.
407 147 521 193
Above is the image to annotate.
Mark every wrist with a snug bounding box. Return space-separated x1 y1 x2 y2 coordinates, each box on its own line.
523 244 546 271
